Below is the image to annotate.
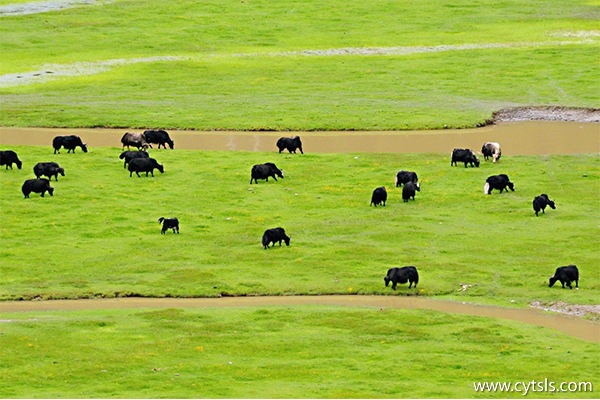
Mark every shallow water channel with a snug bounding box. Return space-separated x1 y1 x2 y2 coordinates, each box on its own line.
1 121 598 342
0 121 598 154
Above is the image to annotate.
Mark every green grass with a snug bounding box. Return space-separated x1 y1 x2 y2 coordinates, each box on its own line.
0 306 598 398
0 0 598 130
0 146 598 307
0 1 598 397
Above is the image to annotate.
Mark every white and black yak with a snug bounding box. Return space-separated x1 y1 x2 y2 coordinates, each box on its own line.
158 217 179 234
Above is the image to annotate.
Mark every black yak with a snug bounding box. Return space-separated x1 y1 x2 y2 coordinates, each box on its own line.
384 266 419 289
128 157 164 177
250 162 284 184
0 150 23 169
52 135 88 154
276 136 303 154
451 148 480 168
533 194 556 216
22 178 54 198
395 170 418 188
33 162 65 181
119 150 149 169
370 186 387 207
402 181 420 202
484 174 514 194
262 227 291 249
144 130 174 149
549 265 579 289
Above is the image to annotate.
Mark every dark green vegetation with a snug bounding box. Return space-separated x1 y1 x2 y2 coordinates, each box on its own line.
1 0 598 130
1 307 598 398
0 146 598 307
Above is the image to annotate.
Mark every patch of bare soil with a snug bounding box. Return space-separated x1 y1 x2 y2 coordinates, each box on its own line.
492 106 600 123
530 301 600 320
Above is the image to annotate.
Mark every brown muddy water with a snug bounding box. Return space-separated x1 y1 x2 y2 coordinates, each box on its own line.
0 121 599 154
1 295 598 342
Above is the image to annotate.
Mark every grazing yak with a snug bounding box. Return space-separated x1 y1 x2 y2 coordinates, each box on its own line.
119 150 149 169
158 217 179 234
250 162 284 184
0 150 23 169
395 170 418 188
33 162 65 181
276 136 303 154
121 132 150 150
22 178 54 198
484 174 515 194
549 265 579 289
402 181 420 202
144 129 174 149
52 135 88 154
481 142 502 163
384 266 419 290
128 157 164 177
262 227 291 249
533 194 556 216
451 148 480 168
370 186 387 207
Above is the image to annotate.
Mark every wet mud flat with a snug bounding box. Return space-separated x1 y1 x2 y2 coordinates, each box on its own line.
1 295 598 342
0 120 599 155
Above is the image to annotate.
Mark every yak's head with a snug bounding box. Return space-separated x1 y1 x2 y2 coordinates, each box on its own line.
167 139 174 149
507 182 515 191
48 187 54 196
384 276 390 287
548 276 558 287
81 144 89 153
58 168 65 176
474 158 480 167
548 200 556 209
16 160 22 169
284 236 291 246
276 169 284 179
157 164 165 174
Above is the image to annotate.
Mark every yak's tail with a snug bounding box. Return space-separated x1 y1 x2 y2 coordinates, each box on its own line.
262 233 270 249
158 217 165 223
483 182 490 194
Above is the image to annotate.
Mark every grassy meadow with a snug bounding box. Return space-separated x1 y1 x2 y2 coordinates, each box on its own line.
1 0 599 397
1 306 598 398
0 145 598 307
0 0 599 130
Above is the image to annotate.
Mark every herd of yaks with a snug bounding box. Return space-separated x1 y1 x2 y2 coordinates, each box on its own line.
0 133 580 291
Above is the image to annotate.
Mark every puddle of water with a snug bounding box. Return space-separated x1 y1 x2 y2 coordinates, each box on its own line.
0 122 598 155
1 295 598 342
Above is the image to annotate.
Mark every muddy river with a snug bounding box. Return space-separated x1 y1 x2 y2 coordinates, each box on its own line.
1 121 598 342
0 121 599 154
